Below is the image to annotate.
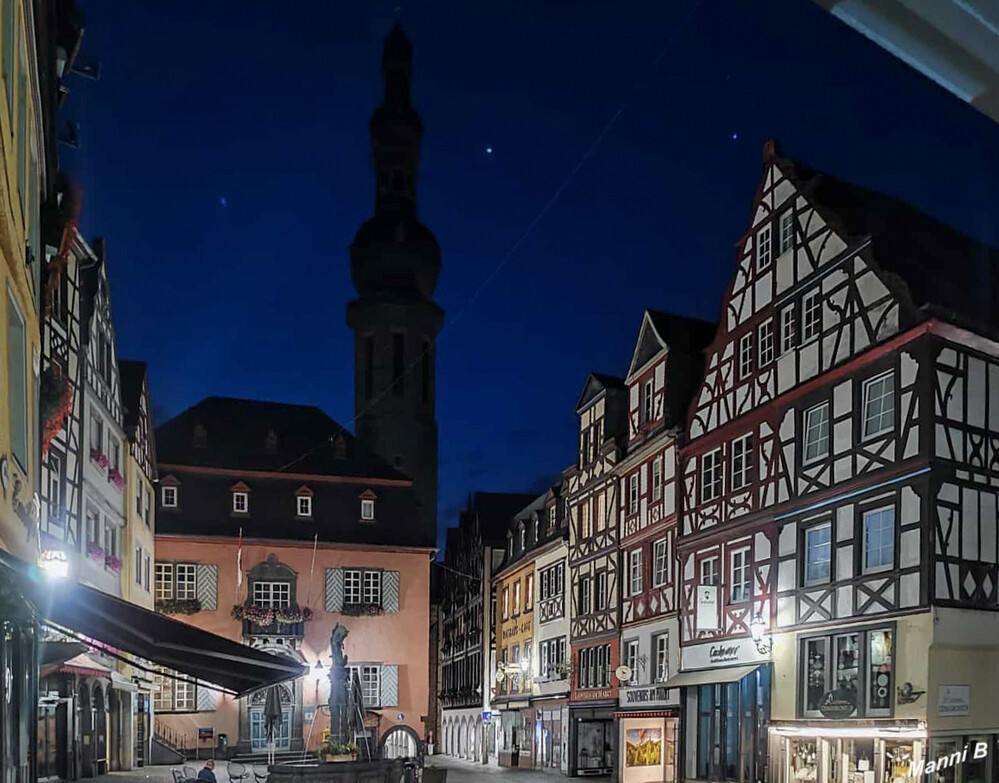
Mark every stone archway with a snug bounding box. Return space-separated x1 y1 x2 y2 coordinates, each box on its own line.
458 717 467 758
92 683 107 775
239 645 306 754
380 724 420 759
108 687 121 771
78 682 93 778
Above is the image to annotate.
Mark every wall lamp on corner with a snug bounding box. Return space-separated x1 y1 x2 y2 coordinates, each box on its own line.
750 614 773 655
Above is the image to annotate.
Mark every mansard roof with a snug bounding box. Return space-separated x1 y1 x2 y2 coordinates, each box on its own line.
777 151 999 334
575 372 626 413
156 396 405 481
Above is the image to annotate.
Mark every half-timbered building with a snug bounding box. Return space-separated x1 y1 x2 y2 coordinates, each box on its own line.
439 491 534 763
615 310 714 783
566 373 626 776
674 141 999 783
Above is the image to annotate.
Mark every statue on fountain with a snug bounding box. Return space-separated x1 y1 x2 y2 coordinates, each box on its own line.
328 623 370 760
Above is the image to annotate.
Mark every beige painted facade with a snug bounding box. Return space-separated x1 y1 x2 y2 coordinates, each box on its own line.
121 451 154 610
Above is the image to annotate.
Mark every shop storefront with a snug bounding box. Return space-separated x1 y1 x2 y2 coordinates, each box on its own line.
668 637 772 783
535 698 569 773
770 726 928 783
497 701 534 768
570 705 616 776
617 711 678 783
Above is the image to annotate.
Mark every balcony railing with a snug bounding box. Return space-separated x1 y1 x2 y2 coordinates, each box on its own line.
242 619 305 638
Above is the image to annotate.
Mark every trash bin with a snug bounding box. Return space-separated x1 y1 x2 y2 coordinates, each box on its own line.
217 734 228 758
423 767 448 783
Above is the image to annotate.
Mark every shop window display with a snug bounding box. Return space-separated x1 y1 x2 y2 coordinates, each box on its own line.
577 721 612 772
884 742 914 783
799 626 893 719
791 739 818 782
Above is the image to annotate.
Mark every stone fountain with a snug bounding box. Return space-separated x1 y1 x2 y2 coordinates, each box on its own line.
267 624 405 783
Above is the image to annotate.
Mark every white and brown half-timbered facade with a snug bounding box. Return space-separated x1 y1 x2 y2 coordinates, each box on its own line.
615 310 714 783
673 141 999 783
565 373 625 776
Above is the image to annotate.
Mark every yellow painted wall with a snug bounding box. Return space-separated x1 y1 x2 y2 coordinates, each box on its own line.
0 0 43 564
927 608 999 732
494 559 536 696
121 453 155 609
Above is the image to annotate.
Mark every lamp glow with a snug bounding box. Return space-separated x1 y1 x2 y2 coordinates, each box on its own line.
749 614 772 655
39 550 69 579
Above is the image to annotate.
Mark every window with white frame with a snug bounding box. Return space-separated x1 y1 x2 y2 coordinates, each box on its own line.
652 456 663 502
596 572 608 610
89 409 103 454
700 557 718 586
347 665 380 706
623 639 639 684
145 554 151 591
155 563 174 601
232 491 248 513
758 319 774 366
109 437 120 474
781 307 796 353
628 473 639 515
654 633 669 682
863 507 895 572
653 538 669 587
297 495 312 517
757 224 772 270
176 564 197 600
103 523 118 560
731 434 754 490
862 372 895 440
134 546 142 585
175 678 196 712
805 524 832 584
360 498 375 520
548 505 556 530
730 548 751 603
153 674 173 712
364 570 382 604
345 569 362 605
738 333 753 379
579 578 592 615
701 449 723 502
803 290 822 340
779 210 794 254
162 486 177 508
502 586 510 619
629 549 643 596
801 626 893 718
252 581 291 608
803 402 830 464
643 379 654 423
513 581 521 615
519 525 526 552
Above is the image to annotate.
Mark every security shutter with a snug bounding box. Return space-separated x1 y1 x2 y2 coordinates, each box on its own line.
380 664 398 707
195 564 218 610
381 570 400 613
325 568 344 612
196 683 218 712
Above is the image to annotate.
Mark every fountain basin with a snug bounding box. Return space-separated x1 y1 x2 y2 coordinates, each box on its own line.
268 758 405 783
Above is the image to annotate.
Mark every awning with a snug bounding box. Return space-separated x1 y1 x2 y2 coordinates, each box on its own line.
42 653 112 679
662 664 761 689
5 550 304 697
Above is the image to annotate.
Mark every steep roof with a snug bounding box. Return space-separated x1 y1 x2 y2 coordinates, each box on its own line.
118 359 147 435
155 396 405 481
780 155 999 334
575 372 626 413
460 491 538 545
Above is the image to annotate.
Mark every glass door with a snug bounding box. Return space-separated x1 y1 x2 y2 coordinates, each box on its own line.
250 708 292 751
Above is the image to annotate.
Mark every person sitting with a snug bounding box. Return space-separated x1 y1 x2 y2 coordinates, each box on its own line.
197 760 217 783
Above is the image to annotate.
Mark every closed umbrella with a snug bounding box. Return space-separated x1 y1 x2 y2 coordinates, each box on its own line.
264 686 282 763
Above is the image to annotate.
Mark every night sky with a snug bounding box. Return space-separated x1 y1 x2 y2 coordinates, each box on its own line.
63 0 999 551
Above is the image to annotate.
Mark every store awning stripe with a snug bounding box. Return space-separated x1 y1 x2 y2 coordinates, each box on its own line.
661 664 761 689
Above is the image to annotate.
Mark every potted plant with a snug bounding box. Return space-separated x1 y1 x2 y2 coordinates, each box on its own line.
319 740 357 762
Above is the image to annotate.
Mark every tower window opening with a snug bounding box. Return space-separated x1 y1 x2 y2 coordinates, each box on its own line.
392 333 405 396
364 335 375 401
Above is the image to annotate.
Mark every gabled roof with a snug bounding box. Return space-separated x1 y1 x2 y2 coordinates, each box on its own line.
626 310 717 380
155 396 405 481
118 359 148 435
776 150 999 334
459 491 538 545
575 372 626 414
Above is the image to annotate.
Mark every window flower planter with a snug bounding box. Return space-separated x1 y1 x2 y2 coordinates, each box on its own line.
231 604 313 624
86 542 106 562
155 599 202 615
341 602 383 617
105 554 122 573
90 449 109 470
108 468 125 491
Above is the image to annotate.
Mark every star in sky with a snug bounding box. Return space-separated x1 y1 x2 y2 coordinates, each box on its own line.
219 196 227 207
485 146 493 155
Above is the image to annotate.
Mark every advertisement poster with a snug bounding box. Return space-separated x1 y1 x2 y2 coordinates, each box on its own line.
625 728 662 767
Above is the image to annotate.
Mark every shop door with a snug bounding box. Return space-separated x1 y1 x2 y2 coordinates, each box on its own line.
134 695 147 767
250 708 291 751
577 720 612 772
36 705 57 781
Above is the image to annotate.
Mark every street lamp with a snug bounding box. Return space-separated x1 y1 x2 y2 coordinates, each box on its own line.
38 550 69 579
312 660 325 704
750 614 772 655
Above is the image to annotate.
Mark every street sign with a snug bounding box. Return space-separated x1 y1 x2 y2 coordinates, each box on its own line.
481 710 492 723
198 728 214 742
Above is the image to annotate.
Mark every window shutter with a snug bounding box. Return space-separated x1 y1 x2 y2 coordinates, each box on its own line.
196 683 218 712
381 570 400 613
325 568 344 612
196 564 218 610
379 664 398 707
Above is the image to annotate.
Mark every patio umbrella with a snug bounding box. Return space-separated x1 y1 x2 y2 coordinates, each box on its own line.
264 686 282 763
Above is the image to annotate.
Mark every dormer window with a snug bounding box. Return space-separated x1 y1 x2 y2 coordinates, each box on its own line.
643 380 654 424
233 492 248 514
296 486 314 518
548 506 556 530
519 525 526 552
361 499 375 521
193 424 207 449
162 486 177 508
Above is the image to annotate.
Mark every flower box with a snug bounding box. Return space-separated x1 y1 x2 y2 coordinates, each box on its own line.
155 599 202 615
108 468 125 491
89 449 109 470
86 542 106 562
341 602 383 617
232 603 313 624
105 554 122 573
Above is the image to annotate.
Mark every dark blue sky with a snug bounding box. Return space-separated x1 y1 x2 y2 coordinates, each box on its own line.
65 0 999 550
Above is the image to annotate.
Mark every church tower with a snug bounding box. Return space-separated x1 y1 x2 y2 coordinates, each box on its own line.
347 24 442 543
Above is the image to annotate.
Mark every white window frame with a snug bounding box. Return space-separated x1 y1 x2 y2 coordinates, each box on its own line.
363 570 382 604
155 563 174 601
863 507 895 573
579 578 592 615
628 473 639 515
803 290 822 340
134 546 142 585
232 491 248 513
513 581 521 615
781 306 796 353
779 210 794 254
804 524 832 585
701 449 723 503
345 569 363 605
654 633 669 682
700 556 718 586
643 379 654 423
730 433 753 491
758 318 774 366
360 498 375 520
297 495 312 517
175 563 197 600
252 581 291 608
862 372 895 441
162 486 177 508
653 538 669 587
596 572 608 610
730 548 751 603
803 402 830 465
651 456 663 502
629 549 643 596
624 639 639 685
738 333 753 379
756 224 772 270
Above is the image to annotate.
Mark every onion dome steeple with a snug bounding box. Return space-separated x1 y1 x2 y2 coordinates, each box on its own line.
350 23 440 300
